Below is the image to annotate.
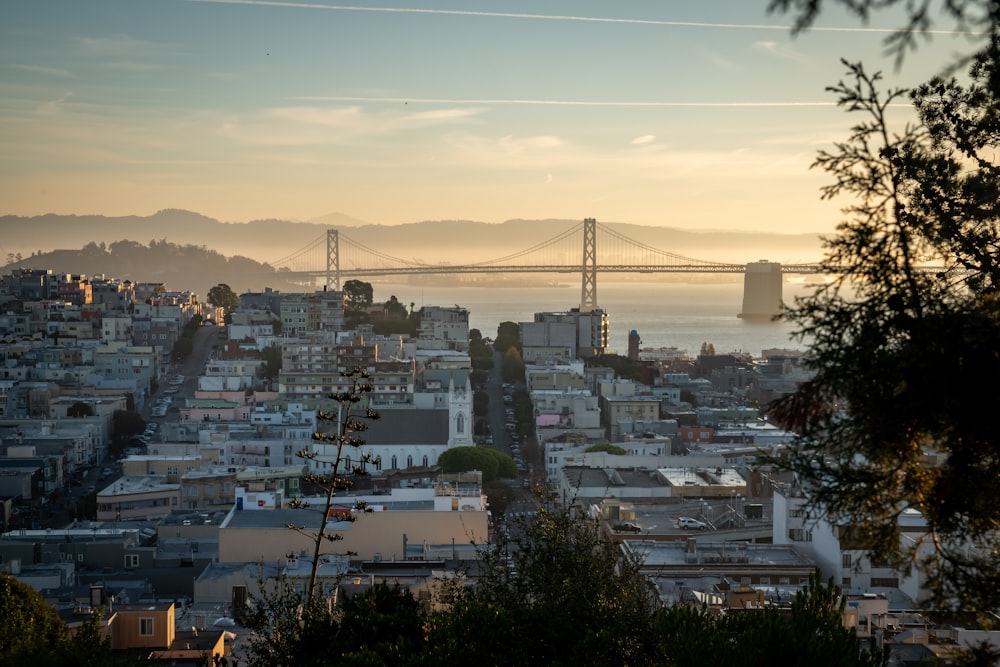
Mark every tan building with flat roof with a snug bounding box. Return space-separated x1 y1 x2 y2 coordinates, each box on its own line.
96 476 179 521
218 483 489 563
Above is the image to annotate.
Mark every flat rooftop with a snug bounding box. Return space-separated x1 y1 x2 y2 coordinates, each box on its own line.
657 467 746 489
97 475 179 496
222 501 436 530
625 539 814 570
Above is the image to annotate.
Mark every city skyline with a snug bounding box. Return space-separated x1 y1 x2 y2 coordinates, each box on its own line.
1 1 972 233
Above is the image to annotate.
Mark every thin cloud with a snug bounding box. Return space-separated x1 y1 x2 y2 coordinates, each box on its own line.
217 104 484 145
631 135 656 145
752 40 807 63
35 92 74 115
186 0 974 35
10 64 74 79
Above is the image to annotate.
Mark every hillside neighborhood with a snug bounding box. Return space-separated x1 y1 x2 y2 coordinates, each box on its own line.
0 266 994 664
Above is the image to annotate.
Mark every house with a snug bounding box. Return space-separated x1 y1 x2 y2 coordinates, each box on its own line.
110 601 226 663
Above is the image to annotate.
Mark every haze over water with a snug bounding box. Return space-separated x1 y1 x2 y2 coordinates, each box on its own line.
382 280 816 357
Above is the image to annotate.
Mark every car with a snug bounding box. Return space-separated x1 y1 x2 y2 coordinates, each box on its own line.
678 517 708 530
613 521 642 533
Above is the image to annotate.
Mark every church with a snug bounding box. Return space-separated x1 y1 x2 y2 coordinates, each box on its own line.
311 377 474 474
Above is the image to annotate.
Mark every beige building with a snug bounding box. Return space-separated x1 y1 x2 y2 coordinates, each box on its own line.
600 394 661 440
218 482 489 562
96 476 179 521
110 601 226 662
122 455 202 482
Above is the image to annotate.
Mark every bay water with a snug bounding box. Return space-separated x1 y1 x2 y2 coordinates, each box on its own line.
379 279 818 358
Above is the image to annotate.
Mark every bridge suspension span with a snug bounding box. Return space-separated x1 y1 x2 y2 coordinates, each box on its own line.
267 219 824 318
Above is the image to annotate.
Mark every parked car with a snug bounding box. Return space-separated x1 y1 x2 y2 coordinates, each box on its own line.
678 517 708 530
613 521 642 533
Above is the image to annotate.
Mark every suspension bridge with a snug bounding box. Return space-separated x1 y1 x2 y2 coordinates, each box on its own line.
268 218 823 318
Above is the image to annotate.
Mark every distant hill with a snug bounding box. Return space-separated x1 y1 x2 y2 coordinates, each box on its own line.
0 239 308 298
0 210 825 268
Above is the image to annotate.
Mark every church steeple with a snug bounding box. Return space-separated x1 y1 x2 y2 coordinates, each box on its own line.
447 376 474 447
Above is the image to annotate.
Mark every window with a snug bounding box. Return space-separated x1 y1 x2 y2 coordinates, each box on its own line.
870 577 899 588
125 554 139 568
139 618 154 636
842 553 853 568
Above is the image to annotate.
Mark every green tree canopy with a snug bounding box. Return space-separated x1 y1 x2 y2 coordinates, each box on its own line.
482 480 515 515
343 279 374 311
0 574 65 663
427 502 659 665
770 59 1000 613
260 344 282 380
207 283 239 315
584 443 628 455
383 295 409 320
500 346 525 384
493 321 519 353
655 572 888 667
67 401 94 418
437 446 504 482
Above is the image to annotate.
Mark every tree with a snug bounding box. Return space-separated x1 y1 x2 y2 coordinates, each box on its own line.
482 480 515 515
331 583 425 664
425 500 659 665
770 59 1000 613
260 344 281 380
343 279 374 311
288 367 381 598
0 574 66 663
493 321 519 353
383 295 408 320
437 446 499 482
67 401 93 418
767 0 1000 89
112 409 145 436
472 390 489 418
584 443 628 456
654 572 888 666
244 368 383 667
206 283 239 319
170 336 193 361
242 572 339 667
500 346 525 384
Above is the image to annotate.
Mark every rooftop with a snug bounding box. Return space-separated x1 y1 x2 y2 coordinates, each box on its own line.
657 467 746 489
626 539 814 570
97 476 179 497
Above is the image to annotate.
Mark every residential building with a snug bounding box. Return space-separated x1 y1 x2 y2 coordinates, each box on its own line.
416 305 469 351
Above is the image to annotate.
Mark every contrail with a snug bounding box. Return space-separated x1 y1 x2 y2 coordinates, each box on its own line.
185 0 973 35
292 96 841 107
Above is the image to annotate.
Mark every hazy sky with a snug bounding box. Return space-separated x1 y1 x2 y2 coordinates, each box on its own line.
0 1 973 233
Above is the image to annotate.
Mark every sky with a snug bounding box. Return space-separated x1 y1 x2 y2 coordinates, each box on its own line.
0 0 978 234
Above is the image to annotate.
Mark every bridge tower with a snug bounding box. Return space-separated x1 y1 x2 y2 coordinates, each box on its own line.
738 260 783 320
326 229 340 291
580 217 598 310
